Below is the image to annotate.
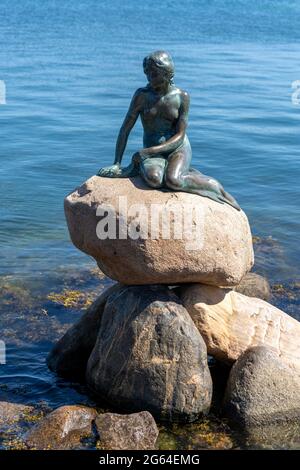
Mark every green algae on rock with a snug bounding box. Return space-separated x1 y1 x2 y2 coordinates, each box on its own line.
158 417 234 450
47 289 96 310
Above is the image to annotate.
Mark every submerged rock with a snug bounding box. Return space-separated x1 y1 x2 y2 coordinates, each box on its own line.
25 405 97 450
179 284 300 374
243 420 300 450
47 284 120 379
160 418 234 450
86 285 212 423
234 272 271 301
0 282 38 314
64 175 253 286
271 282 300 318
95 411 158 450
223 346 300 429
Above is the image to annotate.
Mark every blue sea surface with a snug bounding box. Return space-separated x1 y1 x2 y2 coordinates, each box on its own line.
0 0 300 449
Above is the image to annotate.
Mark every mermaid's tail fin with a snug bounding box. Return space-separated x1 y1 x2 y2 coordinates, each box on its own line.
220 189 241 211
198 191 241 211
190 167 241 211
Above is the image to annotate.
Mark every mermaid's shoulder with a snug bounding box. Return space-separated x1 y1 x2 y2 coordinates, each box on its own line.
133 86 149 97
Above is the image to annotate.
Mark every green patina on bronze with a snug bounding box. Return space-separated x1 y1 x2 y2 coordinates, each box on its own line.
98 50 240 210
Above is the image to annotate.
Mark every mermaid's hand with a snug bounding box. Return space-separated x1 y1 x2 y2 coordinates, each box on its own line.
132 151 152 166
97 164 122 178
131 152 142 166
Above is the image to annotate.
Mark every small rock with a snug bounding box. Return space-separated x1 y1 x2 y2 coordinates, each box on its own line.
86 285 212 423
0 401 34 427
96 411 158 450
47 284 120 379
25 405 98 450
234 272 271 301
223 346 300 429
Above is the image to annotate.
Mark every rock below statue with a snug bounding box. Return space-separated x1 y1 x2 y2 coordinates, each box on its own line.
179 283 300 375
64 176 254 286
234 272 271 301
223 347 300 429
86 285 212 423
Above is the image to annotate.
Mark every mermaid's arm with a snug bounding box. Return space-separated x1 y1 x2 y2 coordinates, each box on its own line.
97 90 143 177
114 89 144 165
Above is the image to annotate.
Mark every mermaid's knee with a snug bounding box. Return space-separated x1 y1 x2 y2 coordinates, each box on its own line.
143 170 163 188
165 174 184 191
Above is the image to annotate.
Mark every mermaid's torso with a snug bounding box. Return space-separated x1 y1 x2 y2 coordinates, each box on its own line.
139 84 191 156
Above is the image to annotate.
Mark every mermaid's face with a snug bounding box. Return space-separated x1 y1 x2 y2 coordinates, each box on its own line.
145 63 166 88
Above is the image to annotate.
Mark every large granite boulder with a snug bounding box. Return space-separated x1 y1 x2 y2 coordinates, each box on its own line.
86 285 212 423
64 175 254 286
179 284 300 375
223 347 300 429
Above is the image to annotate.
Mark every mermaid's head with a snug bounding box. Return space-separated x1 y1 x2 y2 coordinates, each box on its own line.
143 51 175 86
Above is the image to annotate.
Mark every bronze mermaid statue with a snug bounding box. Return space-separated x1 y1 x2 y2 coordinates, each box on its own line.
97 50 240 211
